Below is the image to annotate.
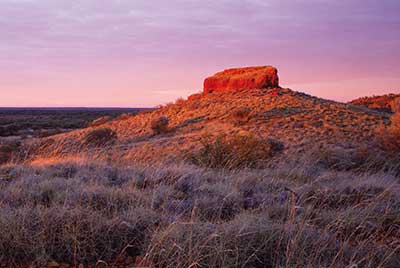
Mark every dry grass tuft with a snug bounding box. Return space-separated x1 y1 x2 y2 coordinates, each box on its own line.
1 161 398 267
190 134 284 169
150 116 169 134
83 128 117 147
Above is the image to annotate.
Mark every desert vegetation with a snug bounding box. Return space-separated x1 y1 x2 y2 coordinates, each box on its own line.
83 128 118 147
190 133 283 169
0 108 144 139
0 156 398 268
150 117 170 135
0 68 399 267
377 113 400 156
0 121 399 267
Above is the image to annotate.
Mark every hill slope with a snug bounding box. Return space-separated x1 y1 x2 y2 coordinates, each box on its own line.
25 86 389 164
350 93 400 113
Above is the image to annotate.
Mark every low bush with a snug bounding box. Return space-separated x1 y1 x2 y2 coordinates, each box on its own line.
377 113 400 155
191 134 284 169
311 146 368 171
150 116 169 134
231 107 252 125
83 128 117 147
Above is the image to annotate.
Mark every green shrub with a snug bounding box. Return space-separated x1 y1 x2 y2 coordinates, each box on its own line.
191 134 284 169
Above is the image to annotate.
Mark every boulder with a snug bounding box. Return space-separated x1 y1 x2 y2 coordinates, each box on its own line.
203 66 279 94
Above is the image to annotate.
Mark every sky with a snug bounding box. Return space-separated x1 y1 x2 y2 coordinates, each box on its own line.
0 0 399 107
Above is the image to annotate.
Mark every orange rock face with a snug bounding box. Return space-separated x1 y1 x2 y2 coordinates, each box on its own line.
203 66 279 94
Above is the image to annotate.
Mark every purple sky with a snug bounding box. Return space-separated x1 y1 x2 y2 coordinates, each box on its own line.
1 0 399 107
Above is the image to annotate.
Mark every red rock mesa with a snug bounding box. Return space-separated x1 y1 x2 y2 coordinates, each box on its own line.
203 66 279 94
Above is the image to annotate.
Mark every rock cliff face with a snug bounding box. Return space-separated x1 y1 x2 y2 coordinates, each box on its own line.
203 66 279 94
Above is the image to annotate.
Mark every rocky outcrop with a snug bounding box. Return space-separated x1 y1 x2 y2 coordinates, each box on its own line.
203 66 279 94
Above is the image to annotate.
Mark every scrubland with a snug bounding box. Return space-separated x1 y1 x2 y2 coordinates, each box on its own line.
0 142 399 267
0 89 399 267
0 108 143 139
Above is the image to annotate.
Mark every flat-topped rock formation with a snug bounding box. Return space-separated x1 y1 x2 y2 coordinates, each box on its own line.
203 66 279 94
